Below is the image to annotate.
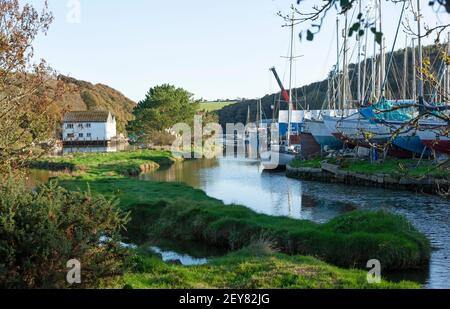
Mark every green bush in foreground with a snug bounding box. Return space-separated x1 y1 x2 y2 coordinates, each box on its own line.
123 243 420 289
0 178 129 288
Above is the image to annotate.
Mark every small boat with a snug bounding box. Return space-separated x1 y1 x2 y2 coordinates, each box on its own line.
261 142 301 170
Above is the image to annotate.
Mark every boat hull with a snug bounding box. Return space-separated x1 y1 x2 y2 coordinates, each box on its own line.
308 120 343 149
392 135 430 157
260 150 296 170
417 130 450 154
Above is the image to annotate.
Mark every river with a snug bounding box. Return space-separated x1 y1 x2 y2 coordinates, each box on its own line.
28 152 450 288
139 157 450 289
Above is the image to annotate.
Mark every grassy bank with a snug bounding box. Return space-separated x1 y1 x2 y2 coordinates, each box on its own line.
290 158 449 179
31 150 177 177
58 176 430 270
123 244 419 289
30 151 430 287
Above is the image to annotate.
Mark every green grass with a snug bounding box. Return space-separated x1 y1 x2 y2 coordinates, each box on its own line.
341 159 449 178
30 151 430 289
31 150 177 177
122 244 419 289
290 158 449 179
198 101 237 112
290 157 333 169
58 176 430 270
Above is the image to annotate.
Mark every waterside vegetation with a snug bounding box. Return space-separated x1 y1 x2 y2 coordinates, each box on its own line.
31 151 431 272
288 157 449 196
123 244 420 289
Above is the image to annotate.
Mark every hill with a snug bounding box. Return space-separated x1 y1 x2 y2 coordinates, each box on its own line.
198 101 237 112
55 75 136 134
218 44 446 127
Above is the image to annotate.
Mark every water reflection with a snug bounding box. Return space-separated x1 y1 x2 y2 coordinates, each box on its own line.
141 157 450 289
28 148 450 288
141 158 354 221
63 143 129 155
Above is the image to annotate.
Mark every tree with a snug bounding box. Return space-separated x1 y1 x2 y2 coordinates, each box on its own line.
0 0 63 173
128 84 199 144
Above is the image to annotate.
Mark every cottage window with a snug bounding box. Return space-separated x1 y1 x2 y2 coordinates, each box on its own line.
78 124 83 128
79 133 84 138
87 133 92 138
67 133 75 139
86 123 91 128
66 124 74 129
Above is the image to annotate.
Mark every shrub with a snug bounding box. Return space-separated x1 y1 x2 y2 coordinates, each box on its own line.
0 177 130 288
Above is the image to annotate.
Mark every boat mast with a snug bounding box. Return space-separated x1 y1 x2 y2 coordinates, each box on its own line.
412 38 417 100
416 0 424 107
357 0 362 105
403 37 408 100
336 17 341 114
446 33 450 96
371 0 377 103
287 10 295 147
342 11 349 115
378 0 385 99
362 22 369 105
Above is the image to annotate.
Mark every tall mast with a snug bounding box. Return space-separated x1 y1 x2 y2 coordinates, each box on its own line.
357 0 362 104
362 23 369 104
403 37 408 100
378 0 384 98
372 22 377 102
446 33 450 96
287 10 295 146
336 17 341 113
342 11 349 114
416 0 424 106
412 38 417 100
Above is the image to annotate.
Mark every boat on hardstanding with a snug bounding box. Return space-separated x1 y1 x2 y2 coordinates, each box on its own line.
261 11 301 170
417 120 450 154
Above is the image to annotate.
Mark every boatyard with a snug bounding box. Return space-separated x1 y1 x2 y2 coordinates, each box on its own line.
1 0 450 300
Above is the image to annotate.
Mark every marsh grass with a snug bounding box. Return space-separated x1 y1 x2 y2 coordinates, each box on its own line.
60 177 430 270
123 245 420 289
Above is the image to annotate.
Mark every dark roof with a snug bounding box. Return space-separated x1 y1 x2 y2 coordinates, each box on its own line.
63 111 113 123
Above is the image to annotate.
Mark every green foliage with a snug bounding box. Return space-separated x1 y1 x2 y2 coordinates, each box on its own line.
290 158 449 178
58 176 431 270
128 84 199 144
0 177 130 288
123 245 420 289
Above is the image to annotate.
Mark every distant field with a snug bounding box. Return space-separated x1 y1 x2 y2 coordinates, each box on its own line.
198 101 237 112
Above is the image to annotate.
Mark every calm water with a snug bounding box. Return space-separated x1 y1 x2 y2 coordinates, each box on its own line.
139 157 450 289
28 149 450 288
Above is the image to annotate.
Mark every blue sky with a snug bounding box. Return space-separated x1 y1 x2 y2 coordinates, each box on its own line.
29 0 450 102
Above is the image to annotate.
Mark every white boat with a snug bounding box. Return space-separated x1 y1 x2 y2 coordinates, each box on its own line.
261 143 300 170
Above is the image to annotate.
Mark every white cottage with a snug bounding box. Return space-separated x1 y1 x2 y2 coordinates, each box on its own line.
63 111 117 145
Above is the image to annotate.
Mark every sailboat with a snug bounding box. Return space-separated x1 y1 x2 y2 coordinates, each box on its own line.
261 11 301 169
